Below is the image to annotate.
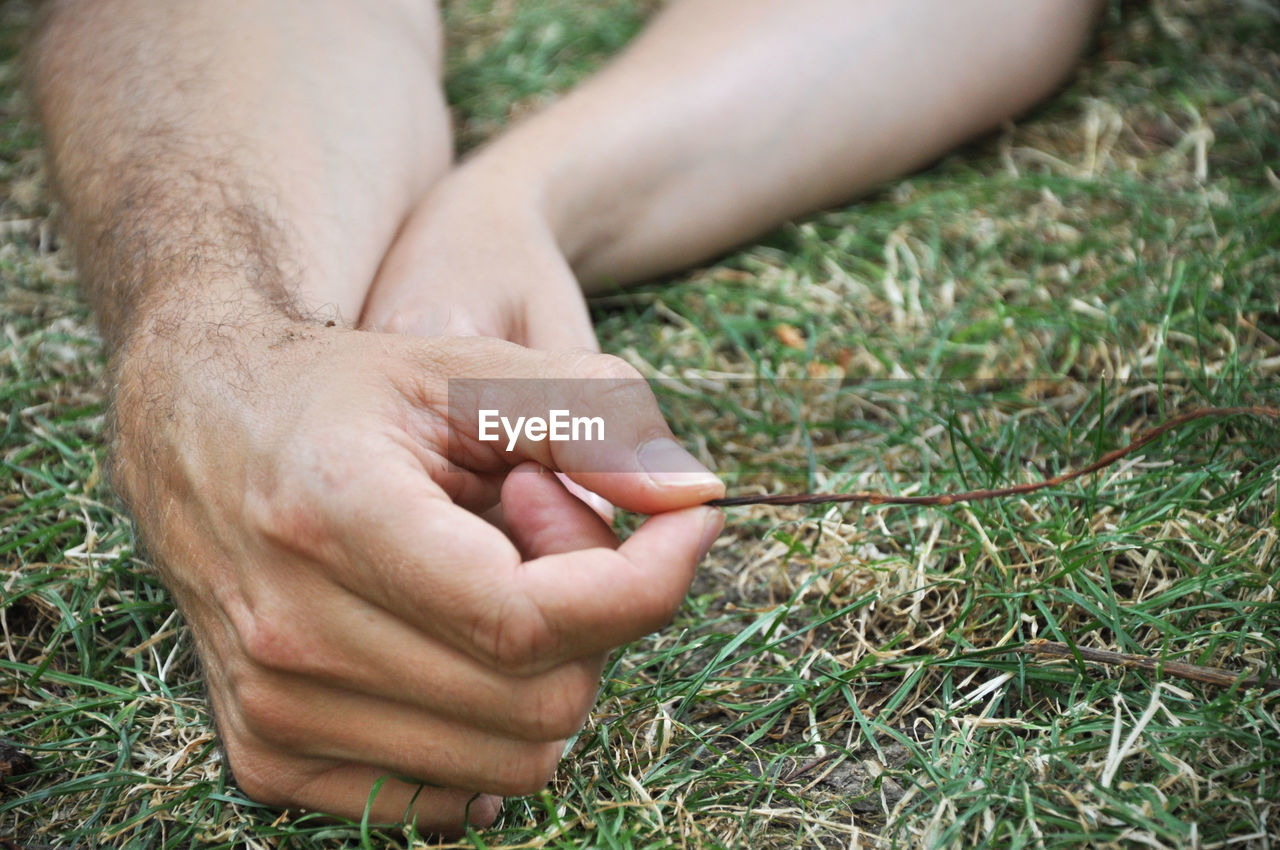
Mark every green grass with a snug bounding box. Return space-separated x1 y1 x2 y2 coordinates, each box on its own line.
3 0 1280 846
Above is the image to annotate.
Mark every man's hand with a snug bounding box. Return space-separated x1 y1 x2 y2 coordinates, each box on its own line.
112 323 723 832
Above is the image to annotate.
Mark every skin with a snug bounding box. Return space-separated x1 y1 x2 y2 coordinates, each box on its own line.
28 0 1102 834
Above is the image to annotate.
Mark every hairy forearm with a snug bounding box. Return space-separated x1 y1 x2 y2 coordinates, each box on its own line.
29 0 448 350
31 9 269 350
466 0 1103 287
27 0 456 562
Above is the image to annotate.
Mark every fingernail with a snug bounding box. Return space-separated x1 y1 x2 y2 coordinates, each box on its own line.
697 509 724 562
637 438 722 490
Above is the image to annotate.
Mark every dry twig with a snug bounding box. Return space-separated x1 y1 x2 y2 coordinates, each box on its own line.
708 406 1280 508
1016 640 1280 691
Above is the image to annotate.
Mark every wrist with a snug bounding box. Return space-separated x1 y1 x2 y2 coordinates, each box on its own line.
109 304 309 480
463 111 670 290
458 139 591 274
110 296 300 390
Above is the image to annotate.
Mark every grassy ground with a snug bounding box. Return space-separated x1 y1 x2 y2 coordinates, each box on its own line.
2 0 1279 847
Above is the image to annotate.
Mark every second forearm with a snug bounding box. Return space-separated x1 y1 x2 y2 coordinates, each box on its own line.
469 0 1103 287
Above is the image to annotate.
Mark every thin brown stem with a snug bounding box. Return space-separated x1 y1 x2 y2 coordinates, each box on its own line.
1015 639 1280 691
707 405 1280 508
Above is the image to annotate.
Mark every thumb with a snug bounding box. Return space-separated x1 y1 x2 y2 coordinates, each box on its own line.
439 342 725 514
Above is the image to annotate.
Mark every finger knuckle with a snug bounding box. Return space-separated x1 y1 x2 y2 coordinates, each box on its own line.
229 765 291 809
576 352 643 384
523 679 596 741
219 735 294 809
568 354 662 425
243 473 329 560
233 674 306 746
474 596 555 675
484 620 540 675
236 615 316 675
492 742 563 796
